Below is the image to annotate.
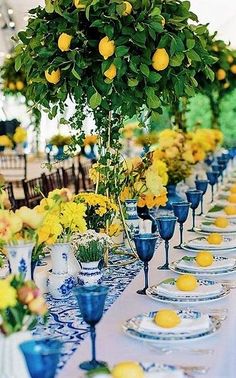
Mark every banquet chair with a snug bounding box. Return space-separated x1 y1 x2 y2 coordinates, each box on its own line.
3 183 17 210
22 176 45 208
61 164 77 193
42 170 63 195
76 159 95 193
0 154 27 183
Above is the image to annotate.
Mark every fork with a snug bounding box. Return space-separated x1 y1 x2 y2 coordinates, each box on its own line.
147 343 214 355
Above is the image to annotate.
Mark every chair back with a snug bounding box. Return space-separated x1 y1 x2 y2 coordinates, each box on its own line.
0 154 27 182
3 183 17 210
22 176 45 208
61 164 76 192
42 170 63 195
76 158 94 193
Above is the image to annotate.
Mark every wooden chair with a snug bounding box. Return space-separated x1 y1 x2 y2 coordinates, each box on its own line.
0 154 27 182
3 183 17 210
22 176 45 208
61 164 77 193
76 158 95 193
42 170 63 195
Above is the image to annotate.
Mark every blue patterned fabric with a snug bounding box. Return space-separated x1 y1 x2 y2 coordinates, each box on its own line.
33 246 161 370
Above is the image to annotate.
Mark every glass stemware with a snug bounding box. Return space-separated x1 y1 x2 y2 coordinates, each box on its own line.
186 190 202 232
206 171 218 202
134 234 158 295
172 202 190 249
195 179 209 215
73 285 108 371
156 216 177 270
20 338 62 378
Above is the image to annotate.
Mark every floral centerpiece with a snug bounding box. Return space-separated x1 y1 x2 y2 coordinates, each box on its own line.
83 135 98 147
0 274 48 378
49 134 71 147
0 126 27 151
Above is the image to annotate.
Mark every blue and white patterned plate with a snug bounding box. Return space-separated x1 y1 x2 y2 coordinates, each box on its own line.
123 310 222 342
170 256 236 276
181 243 236 255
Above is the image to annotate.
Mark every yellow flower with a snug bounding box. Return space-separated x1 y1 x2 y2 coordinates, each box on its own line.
48 188 73 202
13 127 27 144
151 159 168 185
9 212 23 234
165 146 179 159
108 223 123 237
16 207 43 229
0 279 17 310
0 211 13 242
123 156 142 173
0 135 13 148
120 187 132 202
37 214 62 244
61 202 87 232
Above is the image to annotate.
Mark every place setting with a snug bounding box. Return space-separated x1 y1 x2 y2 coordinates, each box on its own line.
181 233 236 254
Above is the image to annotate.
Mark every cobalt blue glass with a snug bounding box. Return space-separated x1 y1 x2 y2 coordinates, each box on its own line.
206 171 218 202
156 216 177 270
73 285 108 371
186 190 202 232
172 202 190 249
134 234 158 295
195 179 209 215
20 338 62 378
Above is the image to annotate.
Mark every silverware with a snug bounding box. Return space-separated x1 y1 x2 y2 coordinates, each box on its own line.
220 280 236 289
180 365 209 375
147 343 214 355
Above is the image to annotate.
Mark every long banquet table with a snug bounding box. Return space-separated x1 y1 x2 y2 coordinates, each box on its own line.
37 184 236 378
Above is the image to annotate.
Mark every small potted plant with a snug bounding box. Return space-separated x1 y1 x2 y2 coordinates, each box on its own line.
0 274 48 378
72 230 112 286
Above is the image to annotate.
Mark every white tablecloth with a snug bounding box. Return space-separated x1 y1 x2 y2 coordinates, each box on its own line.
57 187 236 378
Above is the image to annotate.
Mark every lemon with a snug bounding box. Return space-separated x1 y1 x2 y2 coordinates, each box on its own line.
112 361 144 378
231 65 236 74
228 194 236 203
227 55 234 63
58 33 73 52
99 36 115 60
230 185 236 194
73 0 86 9
45 68 61 84
224 205 236 215
154 309 181 328
214 217 229 228
196 251 214 267
122 1 132 16
8 82 16 90
152 48 169 71
216 68 226 81
176 274 198 291
16 81 24 91
104 63 117 80
207 232 223 245
224 82 230 89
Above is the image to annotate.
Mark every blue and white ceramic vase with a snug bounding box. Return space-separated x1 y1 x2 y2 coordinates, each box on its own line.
47 272 76 300
50 243 70 274
165 184 183 210
7 243 34 281
78 261 102 286
125 199 140 234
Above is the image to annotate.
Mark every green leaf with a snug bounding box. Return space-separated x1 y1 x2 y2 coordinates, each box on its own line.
128 78 139 87
208 205 223 213
170 37 185 56
148 71 161 83
186 39 195 50
204 66 215 82
145 87 161 109
72 67 81 80
15 55 22 72
161 278 176 285
116 46 129 57
184 84 195 97
45 0 54 13
182 256 195 262
140 63 150 77
89 91 102 109
186 50 201 62
170 53 184 67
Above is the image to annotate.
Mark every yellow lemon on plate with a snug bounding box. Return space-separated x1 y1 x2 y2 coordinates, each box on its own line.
230 185 236 194
207 233 223 245
214 217 229 228
196 251 214 267
216 68 226 80
154 309 181 328
99 36 115 60
176 274 198 291
228 194 236 203
45 68 61 84
112 361 144 378
122 1 132 16
224 205 236 215
152 48 169 71
58 33 73 52
104 63 117 80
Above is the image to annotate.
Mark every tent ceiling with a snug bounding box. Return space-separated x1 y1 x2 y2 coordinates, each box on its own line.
0 0 236 57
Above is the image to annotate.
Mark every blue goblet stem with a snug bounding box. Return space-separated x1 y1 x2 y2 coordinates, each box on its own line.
188 208 195 232
91 325 96 365
137 261 149 295
211 184 214 203
159 240 169 270
200 196 204 215
174 223 183 249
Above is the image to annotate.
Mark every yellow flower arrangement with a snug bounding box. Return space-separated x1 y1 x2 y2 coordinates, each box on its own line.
13 126 27 144
120 154 168 208
0 135 13 148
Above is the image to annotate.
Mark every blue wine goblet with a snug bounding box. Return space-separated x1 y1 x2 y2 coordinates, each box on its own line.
172 202 190 249
73 285 109 371
20 338 62 378
206 171 218 202
195 179 209 215
186 190 202 232
156 216 177 270
134 234 158 295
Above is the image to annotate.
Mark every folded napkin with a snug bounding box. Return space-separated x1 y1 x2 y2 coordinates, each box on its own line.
139 314 210 335
177 257 235 271
187 237 236 250
155 280 222 298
